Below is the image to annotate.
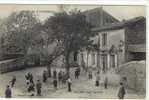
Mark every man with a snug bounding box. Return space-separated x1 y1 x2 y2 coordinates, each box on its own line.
5 85 12 98
11 76 16 87
104 76 108 89
95 72 100 87
29 73 34 83
43 70 47 83
36 80 42 96
75 69 79 79
53 70 57 79
58 71 62 82
77 67 81 78
53 78 58 89
67 77 72 92
118 82 126 99
88 69 92 79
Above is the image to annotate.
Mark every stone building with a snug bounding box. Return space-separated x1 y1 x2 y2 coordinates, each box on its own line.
78 16 146 73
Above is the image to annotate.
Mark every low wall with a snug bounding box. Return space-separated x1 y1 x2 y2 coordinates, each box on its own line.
119 61 146 94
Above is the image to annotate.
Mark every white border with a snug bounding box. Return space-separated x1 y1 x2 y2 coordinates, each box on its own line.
0 0 148 100
0 0 148 5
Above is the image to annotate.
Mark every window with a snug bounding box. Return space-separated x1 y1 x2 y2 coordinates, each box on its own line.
74 52 78 62
92 53 95 65
102 33 107 46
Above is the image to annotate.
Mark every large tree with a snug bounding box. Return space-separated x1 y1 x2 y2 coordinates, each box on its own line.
44 10 96 76
3 11 40 55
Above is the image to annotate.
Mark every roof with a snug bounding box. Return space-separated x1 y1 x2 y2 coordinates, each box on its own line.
83 7 119 27
127 44 146 52
92 16 146 32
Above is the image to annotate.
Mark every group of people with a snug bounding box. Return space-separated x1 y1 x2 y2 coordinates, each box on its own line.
87 69 126 99
4 67 126 99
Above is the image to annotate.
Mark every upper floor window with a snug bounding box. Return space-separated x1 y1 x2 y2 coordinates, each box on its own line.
92 53 95 65
102 33 107 46
74 51 78 62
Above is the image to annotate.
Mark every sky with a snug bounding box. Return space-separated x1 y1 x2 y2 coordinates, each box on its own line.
0 5 146 21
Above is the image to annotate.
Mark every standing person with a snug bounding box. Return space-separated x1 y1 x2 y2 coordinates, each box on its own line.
53 70 57 79
10 76 16 87
117 82 126 99
29 73 34 83
67 77 72 92
43 70 47 83
28 82 35 96
74 69 78 79
62 72 66 84
25 72 30 80
77 67 81 78
36 80 42 96
58 71 62 82
104 76 108 89
5 85 12 98
53 78 58 89
95 72 100 87
88 69 92 79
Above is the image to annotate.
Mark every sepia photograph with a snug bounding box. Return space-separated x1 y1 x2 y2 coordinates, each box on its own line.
0 5 146 99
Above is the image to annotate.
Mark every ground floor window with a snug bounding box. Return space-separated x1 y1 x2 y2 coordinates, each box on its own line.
101 55 107 72
110 55 115 68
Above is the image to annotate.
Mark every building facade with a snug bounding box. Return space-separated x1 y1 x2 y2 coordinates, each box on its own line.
77 16 146 73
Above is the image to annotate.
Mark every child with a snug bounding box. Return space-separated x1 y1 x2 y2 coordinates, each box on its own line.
5 85 12 98
117 82 126 99
36 80 42 96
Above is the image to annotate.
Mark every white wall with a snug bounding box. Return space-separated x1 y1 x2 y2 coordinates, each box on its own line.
99 29 125 69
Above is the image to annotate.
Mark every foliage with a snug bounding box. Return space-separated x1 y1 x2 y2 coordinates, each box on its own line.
3 11 40 54
44 10 96 75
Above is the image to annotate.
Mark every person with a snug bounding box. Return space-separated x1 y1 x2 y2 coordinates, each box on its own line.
62 72 66 84
43 70 47 83
75 69 79 79
95 72 100 87
11 76 16 87
29 73 34 83
53 78 58 89
28 81 35 92
117 82 126 99
67 77 72 92
77 67 80 77
53 70 57 79
104 76 108 89
36 80 42 96
58 71 62 82
25 72 30 80
88 69 92 79
5 85 12 98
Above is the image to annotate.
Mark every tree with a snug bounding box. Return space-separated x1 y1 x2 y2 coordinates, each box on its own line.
4 11 40 55
44 10 96 76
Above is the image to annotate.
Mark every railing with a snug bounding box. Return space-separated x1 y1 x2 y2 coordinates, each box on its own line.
0 57 25 73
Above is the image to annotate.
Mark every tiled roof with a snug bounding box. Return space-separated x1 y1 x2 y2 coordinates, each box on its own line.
127 44 146 52
92 16 145 32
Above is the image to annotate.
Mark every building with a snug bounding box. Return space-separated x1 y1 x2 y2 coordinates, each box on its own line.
78 16 146 73
71 7 120 67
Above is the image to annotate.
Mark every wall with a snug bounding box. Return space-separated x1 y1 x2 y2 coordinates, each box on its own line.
99 29 125 70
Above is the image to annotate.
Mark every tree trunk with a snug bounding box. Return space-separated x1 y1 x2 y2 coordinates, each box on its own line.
47 65 52 77
65 52 70 78
47 61 53 77
86 51 89 72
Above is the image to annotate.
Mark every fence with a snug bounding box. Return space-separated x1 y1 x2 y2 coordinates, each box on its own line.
0 57 25 73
